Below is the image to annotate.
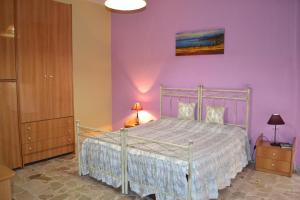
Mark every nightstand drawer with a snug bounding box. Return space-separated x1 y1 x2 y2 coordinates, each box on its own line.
256 157 291 173
256 147 291 162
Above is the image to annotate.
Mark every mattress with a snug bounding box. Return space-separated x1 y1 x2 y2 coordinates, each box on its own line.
80 117 250 200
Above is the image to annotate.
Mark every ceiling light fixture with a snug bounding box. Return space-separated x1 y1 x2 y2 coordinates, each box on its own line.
104 0 147 11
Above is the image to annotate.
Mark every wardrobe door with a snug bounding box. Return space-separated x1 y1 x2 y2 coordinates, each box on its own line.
17 0 51 122
48 1 73 119
17 0 73 122
0 82 22 168
0 0 16 79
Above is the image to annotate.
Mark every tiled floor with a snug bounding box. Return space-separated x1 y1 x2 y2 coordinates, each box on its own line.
12 154 300 200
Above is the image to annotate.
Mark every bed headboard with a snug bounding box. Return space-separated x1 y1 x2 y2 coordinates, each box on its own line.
160 85 251 133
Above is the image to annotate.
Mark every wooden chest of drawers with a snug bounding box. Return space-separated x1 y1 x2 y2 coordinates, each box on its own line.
255 135 296 177
21 117 75 164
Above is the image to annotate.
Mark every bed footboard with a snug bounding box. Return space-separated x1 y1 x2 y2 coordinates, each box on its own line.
76 120 194 200
76 121 126 192
122 133 194 200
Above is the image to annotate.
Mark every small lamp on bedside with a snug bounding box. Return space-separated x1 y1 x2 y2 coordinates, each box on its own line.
267 114 285 146
131 102 143 125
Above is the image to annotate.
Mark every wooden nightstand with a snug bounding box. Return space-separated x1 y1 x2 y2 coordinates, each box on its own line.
124 122 138 128
255 135 296 177
124 118 139 128
124 124 137 128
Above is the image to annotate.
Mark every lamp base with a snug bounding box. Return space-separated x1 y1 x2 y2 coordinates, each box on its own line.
271 142 280 146
135 117 140 125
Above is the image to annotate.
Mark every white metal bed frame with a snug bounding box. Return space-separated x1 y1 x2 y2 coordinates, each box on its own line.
76 85 251 200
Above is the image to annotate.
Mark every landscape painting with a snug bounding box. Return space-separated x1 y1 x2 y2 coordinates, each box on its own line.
176 29 225 56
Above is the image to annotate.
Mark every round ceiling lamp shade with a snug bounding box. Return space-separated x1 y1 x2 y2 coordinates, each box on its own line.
104 0 147 11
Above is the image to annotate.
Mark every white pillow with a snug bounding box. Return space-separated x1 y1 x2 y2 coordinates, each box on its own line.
205 106 225 124
177 102 196 120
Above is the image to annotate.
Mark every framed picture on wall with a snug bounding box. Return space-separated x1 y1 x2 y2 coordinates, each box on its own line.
176 28 225 56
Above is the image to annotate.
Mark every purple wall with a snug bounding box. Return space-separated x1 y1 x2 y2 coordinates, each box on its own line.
296 0 300 170
112 0 300 166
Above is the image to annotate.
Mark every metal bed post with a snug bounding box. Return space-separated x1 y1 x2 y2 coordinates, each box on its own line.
197 85 203 122
245 88 251 135
160 85 163 118
124 129 128 194
187 140 193 200
121 128 129 194
76 120 82 176
121 128 125 194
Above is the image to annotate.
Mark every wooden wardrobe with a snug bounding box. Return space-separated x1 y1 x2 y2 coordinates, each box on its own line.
0 0 74 168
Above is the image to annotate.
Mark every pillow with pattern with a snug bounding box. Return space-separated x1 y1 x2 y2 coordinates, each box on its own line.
205 106 225 124
177 102 196 120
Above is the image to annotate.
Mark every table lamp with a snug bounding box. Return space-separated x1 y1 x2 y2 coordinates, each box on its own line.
267 114 285 146
131 102 143 125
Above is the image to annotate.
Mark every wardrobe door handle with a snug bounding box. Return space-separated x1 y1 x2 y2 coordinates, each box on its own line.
27 136 31 140
49 75 54 78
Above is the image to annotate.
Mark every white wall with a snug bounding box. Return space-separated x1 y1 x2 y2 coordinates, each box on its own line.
56 0 112 130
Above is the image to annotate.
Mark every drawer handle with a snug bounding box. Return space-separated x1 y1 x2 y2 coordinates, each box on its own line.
27 136 31 140
271 163 275 167
26 127 31 130
28 146 32 151
272 153 276 156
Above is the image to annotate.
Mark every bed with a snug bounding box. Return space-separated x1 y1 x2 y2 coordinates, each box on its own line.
77 85 251 200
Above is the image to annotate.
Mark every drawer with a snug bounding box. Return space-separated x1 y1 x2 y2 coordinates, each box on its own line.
21 117 74 144
23 145 74 164
256 146 291 162
256 157 291 173
22 135 74 155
